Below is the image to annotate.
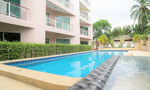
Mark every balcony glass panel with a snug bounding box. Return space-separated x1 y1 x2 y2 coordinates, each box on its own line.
0 0 29 20
56 0 73 11
46 16 73 32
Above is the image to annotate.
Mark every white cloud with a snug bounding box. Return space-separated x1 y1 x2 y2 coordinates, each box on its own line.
92 0 138 29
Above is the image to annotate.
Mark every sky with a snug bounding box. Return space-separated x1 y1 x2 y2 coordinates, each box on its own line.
92 0 138 29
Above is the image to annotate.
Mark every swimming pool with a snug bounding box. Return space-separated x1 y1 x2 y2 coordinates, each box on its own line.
5 50 127 77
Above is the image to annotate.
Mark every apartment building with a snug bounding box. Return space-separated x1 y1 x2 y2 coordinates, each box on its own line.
0 0 93 45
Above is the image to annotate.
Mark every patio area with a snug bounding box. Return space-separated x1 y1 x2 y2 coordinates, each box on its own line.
0 75 42 90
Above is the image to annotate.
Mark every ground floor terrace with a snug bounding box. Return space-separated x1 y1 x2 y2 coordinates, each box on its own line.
0 22 92 45
0 50 150 90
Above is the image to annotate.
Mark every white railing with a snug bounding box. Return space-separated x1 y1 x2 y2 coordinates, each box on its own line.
80 28 91 37
83 0 90 7
46 16 73 32
80 11 91 22
0 0 29 20
56 0 73 11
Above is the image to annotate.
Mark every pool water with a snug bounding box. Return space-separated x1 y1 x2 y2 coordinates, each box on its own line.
102 56 150 90
6 51 127 77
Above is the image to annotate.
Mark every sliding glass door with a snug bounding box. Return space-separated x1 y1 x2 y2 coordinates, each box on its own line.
56 39 70 44
56 16 70 31
0 32 21 42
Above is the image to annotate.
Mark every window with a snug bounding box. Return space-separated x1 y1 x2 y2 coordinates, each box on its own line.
83 12 88 16
80 26 88 36
45 38 49 44
4 32 20 42
80 41 88 45
0 32 21 42
56 16 70 31
56 39 70 44
0 32 3 41
80 26 88 31
46 12 50 25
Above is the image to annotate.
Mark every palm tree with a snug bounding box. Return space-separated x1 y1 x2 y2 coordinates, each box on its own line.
112 27 122 37
130 0 150 31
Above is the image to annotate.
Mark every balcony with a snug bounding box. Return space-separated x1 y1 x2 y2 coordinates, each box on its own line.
56 0 73 11
80 28 91 37
0 0 29 21
46 16 73 32
82 0 90 7
80 11 91 22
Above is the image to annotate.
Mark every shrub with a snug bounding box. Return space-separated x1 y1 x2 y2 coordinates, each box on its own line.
0 41 92 61
119 45 122 48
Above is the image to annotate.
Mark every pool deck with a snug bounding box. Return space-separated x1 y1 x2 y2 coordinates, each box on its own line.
0 75 43 90
124 50 150 56
0 50 150 90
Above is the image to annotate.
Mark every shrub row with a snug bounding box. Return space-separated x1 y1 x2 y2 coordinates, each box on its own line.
0 41 92 61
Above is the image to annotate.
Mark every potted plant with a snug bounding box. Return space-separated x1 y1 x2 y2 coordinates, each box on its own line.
98 35 109 48
132 34 142 50
141 35 148 51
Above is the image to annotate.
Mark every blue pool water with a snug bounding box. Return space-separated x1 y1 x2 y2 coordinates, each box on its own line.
5 50 127 77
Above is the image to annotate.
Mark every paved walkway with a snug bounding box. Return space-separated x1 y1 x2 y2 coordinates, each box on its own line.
124 50 150 56
0 75 43 90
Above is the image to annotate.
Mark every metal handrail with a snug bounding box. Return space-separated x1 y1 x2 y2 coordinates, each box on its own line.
4 0 29 10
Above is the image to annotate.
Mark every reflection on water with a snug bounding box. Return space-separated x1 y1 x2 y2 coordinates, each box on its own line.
102 56 150 90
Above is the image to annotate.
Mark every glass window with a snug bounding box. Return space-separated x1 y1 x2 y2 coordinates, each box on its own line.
56 16 70 31
4 32 20 42
0 32 3 41
80 41 88 45
64 39 70 44
56 39 70 44
45 38 49 44
83 12 88 16
63 17 70 31
80 26 88 31
56 39 63 44
46 12 50 25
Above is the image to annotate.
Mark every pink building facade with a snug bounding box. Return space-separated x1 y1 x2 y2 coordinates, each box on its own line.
0 0 93 45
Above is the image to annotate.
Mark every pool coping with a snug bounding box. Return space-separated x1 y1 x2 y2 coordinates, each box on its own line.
0 51 95 90
0 50 128 90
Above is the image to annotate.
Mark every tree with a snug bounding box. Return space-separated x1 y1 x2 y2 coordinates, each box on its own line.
97 35 109 45
145 25 150 35
123 25 133 35
112 27 122 37
130 0 150 32
93 19 112 50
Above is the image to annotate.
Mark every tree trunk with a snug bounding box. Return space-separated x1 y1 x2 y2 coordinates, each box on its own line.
96 39 98 50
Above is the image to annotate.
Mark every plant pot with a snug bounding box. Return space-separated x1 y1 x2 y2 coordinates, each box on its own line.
143 46 146 51
135 43 141 50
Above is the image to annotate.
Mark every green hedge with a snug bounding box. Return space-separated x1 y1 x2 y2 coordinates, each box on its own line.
0 41 92 61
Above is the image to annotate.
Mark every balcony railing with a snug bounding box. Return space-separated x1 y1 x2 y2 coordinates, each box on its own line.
56 0 73 11
80 28 91 37
46 16 73 32
80 11 91 22
0 0 29 20
82 0 90 7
